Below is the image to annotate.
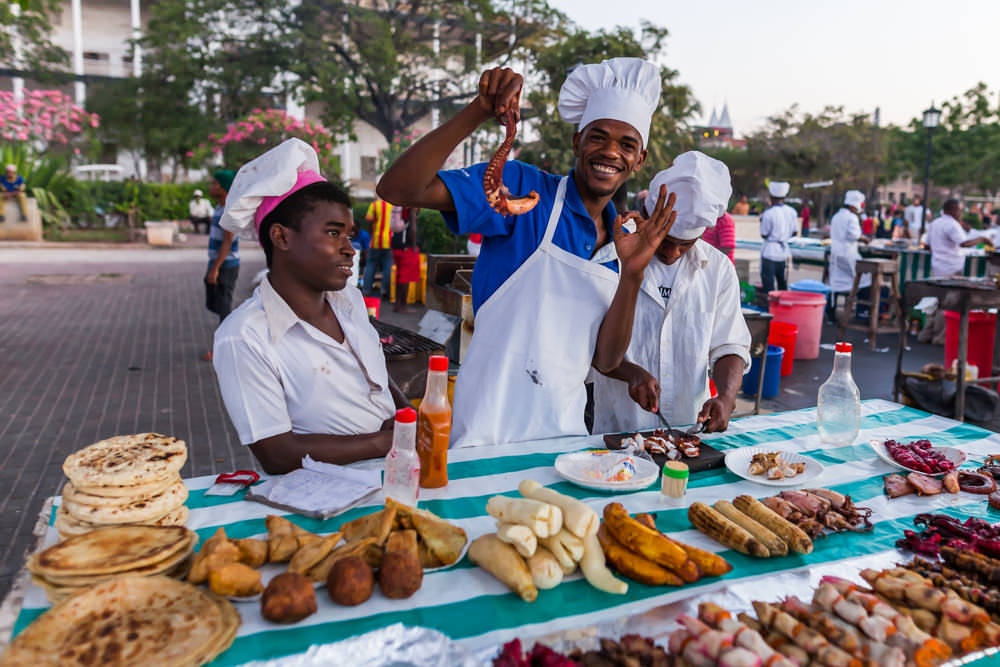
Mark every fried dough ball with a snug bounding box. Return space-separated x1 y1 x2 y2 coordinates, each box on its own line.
261 572 317 623
328 556 375 606
378 550 423 599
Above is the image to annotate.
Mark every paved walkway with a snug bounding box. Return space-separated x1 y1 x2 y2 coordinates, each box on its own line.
0 243 266 601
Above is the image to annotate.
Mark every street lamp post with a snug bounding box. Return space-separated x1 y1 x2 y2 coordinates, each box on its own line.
919 104 941 238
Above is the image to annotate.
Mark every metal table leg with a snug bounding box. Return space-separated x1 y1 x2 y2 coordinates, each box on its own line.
754 348 767 415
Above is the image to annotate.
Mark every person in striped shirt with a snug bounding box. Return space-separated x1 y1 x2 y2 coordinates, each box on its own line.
363 197 397 300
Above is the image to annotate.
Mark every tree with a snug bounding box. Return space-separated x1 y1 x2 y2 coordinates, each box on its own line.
0 0 66 73
516 21 699 189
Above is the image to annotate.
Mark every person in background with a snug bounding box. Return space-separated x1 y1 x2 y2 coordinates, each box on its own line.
828 190 869 295
904 196 924 240
591 152 750 434
860 208 875 236
702 210 735 262
731 195 750 215
363 197 396 301
349 223 371 289
891 208 907 240
213 139 409 473
759 181 797 293
1 164 29 222
927 199 989 278
203 169 238 362
800 201 811 236
391 206 420 312
189 189 213 234
874 207 894 239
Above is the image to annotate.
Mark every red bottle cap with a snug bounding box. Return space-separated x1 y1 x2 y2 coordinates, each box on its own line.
835 342 852 353
395 407 417 423
428 355 449 372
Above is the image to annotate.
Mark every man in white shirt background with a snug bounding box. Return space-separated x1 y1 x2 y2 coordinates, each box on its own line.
213 139 409 473
904 196 925 241
591 152 751 434
759 181 797 293
927 199 989 278
189 189 213 234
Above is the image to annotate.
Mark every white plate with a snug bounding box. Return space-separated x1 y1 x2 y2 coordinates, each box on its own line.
554 450 660 492
724 447 824 487
869 439 965 476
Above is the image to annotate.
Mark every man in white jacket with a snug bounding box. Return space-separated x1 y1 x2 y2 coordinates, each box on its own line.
591 152 751 433
828 190 870 295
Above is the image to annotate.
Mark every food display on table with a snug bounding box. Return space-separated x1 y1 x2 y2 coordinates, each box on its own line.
723 447 823 487
896 514 1000 558
883 468 997 498
877 438 962 474
494 635 669 667
598 503 731 585
604 429 727 473
2 576 238 666
747 451 805 480
56 433 190 538
688 495 814 558
553 449 661 492
27 524 197 604
759 488 874 538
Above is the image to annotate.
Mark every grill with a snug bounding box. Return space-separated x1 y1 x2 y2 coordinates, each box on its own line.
371 319 446 398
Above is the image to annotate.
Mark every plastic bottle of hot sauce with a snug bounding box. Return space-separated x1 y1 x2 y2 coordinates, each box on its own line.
418 355 451 488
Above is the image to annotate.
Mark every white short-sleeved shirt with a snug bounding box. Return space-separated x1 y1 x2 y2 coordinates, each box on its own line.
759 204 798 261
927 214 967 278
213 276 395 445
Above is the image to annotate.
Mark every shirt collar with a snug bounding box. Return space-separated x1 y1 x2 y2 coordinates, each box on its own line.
259 274 353 344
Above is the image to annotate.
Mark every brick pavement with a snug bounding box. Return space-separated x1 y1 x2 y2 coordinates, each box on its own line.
0 245 265 602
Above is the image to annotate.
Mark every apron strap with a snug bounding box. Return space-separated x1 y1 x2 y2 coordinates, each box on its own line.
540 177 568 247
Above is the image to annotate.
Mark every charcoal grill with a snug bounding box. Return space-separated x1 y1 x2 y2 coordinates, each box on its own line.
372 319 446 398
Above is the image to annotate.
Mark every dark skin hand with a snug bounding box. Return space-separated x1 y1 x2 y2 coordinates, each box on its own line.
248 200 409 474
608 354 744 433
592 185 677 373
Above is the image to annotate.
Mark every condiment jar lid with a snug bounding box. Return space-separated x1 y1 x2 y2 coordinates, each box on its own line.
662 461 690 479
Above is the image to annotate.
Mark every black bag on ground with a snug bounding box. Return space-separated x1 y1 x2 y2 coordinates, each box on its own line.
901 375 999 423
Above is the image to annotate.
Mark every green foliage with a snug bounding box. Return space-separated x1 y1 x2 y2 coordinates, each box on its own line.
54 180 205 228
0 0 67 72
352 200 465 254
517 21 698 187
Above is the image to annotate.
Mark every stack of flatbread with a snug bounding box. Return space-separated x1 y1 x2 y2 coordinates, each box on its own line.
57 433 190 538
0 575 238 666
28 524 197 604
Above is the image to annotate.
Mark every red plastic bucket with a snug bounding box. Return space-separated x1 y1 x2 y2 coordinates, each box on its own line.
944 310 995 381
768 291 826 359
363 296 381 319
768 321 799 376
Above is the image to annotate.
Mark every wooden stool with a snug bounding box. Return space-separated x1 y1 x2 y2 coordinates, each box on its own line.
838 258 902 349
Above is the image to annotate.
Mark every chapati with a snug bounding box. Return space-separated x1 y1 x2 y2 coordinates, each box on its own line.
62 433 187 488
29 525 195 578
64 474 178 502
62 479 188 525
55 503 189 539
0 576 236 667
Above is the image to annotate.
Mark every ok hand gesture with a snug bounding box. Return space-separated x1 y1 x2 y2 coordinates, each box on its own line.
612 185 677 277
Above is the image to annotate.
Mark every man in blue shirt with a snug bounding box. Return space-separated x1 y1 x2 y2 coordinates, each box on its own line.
1 164 29 222
203 169 238 361
377 59 677 447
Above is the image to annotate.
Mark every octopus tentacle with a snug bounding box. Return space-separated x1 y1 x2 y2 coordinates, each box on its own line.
483 109 539 216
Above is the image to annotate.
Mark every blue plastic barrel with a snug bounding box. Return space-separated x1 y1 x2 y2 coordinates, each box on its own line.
790 278 832 297
741 344 784 399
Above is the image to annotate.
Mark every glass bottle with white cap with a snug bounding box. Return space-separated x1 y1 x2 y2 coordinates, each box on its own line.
817 342 861 447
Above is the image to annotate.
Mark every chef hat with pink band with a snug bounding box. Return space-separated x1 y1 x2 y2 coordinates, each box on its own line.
219 138 327 236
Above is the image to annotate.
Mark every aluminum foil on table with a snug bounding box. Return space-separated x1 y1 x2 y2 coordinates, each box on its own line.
239 623 483 667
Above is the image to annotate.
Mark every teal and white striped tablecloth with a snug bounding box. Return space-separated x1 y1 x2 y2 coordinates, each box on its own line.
12 399 1000 665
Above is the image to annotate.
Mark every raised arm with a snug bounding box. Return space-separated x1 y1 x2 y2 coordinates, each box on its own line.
376 68 524 211
592 187 676 374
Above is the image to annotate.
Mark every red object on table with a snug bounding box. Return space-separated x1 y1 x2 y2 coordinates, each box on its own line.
363 296 381 319
215 470 260 486
944 310 996 386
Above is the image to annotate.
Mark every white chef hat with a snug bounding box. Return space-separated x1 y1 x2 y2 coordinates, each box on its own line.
644 151 733 241
219 138 326 235
193 189 203 197
844 190 865 208
768 181 790 198
558 57 661 148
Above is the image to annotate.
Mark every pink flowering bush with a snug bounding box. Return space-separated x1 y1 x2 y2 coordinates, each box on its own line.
192 108 340 176
0 89 99 151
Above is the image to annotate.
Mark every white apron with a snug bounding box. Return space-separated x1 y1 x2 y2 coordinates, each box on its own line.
450 177 621 447
829 208 870 292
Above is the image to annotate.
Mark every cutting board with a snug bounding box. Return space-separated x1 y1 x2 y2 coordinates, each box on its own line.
603 430 726 474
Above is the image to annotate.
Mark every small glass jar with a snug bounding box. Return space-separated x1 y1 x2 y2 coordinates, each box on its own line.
661 461 690 498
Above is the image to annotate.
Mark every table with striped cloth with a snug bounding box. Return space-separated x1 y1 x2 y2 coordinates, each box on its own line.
11 399 1000 665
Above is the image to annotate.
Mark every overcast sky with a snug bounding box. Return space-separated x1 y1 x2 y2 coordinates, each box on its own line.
547 0 1000 136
